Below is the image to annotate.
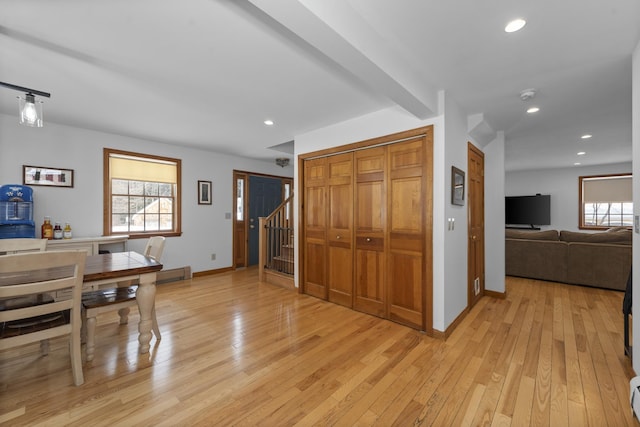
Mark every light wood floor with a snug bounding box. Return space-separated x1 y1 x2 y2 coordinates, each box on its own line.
1 269 637 426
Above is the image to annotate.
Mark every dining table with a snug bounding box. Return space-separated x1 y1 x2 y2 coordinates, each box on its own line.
82 251 162 354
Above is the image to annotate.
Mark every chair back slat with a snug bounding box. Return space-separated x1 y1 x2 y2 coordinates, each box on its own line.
0 299 74 323
0 238 47 254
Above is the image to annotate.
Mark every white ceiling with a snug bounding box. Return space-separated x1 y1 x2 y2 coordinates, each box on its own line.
1 0 638 171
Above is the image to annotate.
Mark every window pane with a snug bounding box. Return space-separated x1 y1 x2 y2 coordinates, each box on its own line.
130 196 145 214
112 214 129 232
112 179 129 194
159 198 173 214
130 213 145 231
112 196 129 214
145 197 160 214
144 182 159 196
237 178 244 221
145 214 160 231
159 183 172 197
130 181 144 195
159 214 173 230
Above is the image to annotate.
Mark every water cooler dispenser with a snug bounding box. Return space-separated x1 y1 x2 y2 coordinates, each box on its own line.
0 184 35 238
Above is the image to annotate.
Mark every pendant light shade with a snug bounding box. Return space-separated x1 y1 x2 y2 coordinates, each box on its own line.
18 93 43 127
0 81 50 128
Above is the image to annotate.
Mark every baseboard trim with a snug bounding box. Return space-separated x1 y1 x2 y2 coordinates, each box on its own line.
263 270 295 290
485 289 507 299
422 306 469 340
192 266 235 278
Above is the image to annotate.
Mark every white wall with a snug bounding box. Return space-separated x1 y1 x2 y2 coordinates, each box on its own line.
632 39 640 372
485 132 505 293
442 93 470 328
0 113 292 273
505 162 632 232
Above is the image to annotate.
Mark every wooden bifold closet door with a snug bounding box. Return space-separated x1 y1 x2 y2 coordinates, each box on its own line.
302 128 432 332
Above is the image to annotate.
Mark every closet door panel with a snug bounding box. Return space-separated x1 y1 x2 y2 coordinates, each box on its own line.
327 153 354 307
303 158 328 299
354 147 386 317
387 139 425 330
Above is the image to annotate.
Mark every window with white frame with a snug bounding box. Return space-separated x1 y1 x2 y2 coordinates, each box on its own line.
579 173 632 229
104 148 181 237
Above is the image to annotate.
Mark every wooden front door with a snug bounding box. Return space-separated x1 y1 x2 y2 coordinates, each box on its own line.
467 143 485 308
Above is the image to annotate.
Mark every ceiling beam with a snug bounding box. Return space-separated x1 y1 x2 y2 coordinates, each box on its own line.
247 0 437 119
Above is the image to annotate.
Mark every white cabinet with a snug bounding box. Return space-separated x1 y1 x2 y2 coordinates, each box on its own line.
47 235 128 255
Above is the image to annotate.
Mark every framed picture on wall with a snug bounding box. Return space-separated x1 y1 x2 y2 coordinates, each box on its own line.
451 166 465 206
23 165 74 188
198 180 212 205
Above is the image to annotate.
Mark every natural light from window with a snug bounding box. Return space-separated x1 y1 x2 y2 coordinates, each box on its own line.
579 174 632 229
104 148 181 237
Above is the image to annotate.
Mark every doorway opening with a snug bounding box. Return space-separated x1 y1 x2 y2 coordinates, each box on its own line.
233 171 292 268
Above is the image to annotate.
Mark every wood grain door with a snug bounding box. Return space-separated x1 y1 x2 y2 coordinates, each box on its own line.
327 153 354 307
354 146 387 317
303 157 328 299
467 143 485 308
387 138 427 330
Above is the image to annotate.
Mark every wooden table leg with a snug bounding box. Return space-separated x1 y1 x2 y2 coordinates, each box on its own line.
136 272 156 354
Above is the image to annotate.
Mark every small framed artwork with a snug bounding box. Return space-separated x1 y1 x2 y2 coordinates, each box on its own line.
451 166 465 206
23 165 74 188
198 180 212 205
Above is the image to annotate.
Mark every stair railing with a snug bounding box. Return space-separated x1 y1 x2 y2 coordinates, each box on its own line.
259 192 294 281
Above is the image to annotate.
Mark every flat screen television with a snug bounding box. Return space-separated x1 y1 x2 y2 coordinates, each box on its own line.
505 194 551 227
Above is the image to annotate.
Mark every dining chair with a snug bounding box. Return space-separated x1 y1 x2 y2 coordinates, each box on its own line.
81 236 165 361
0 238 53 353
0 250 87 386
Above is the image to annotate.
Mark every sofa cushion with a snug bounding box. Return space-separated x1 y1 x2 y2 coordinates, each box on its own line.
606 226 629 232
559 230 631 244
505 229 559 241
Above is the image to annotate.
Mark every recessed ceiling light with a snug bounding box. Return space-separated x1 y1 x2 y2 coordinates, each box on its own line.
581 134 592 139
526 107 540 114
577 151 586 156
264 120 274 126
505 19 526 33
574 162 581 166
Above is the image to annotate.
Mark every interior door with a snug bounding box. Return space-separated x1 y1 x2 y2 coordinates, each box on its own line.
248 175 282 266
467 143 485 308
327 153 354 307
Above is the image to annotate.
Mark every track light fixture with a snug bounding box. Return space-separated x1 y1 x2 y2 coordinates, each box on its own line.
0 81 51 128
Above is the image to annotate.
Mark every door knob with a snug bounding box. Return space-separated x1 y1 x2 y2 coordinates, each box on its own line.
366 238 371 242
336 235 341 239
